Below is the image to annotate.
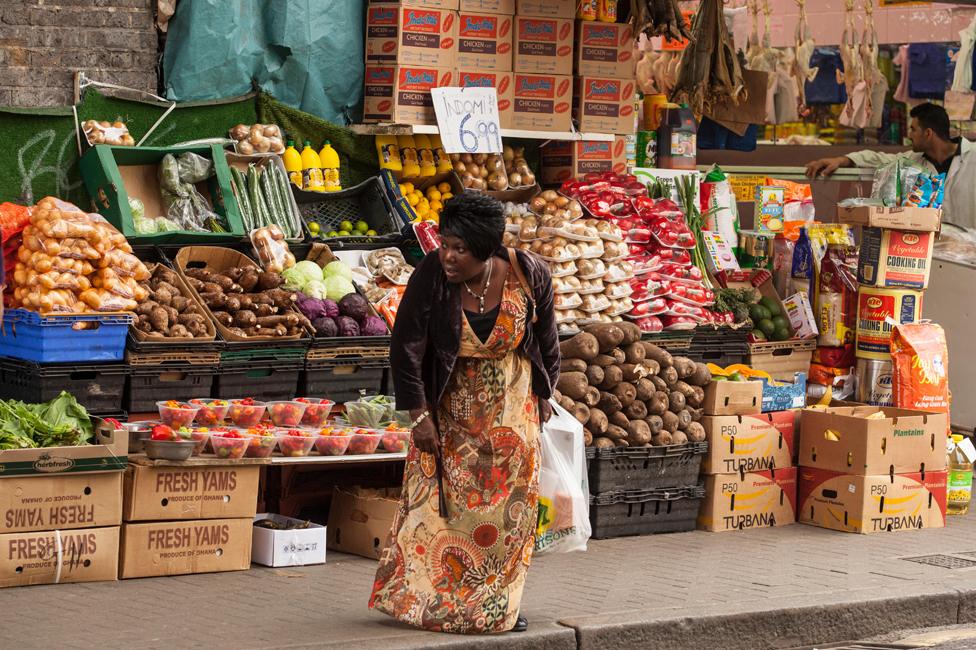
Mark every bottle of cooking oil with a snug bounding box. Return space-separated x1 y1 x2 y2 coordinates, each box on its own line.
431 134 453 173
375 135 402 172
948 434 974 516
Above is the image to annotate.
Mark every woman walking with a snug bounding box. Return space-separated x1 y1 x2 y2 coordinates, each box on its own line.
369 193 560 634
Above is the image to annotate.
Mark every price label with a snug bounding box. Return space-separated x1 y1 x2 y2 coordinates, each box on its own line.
430 87 502 155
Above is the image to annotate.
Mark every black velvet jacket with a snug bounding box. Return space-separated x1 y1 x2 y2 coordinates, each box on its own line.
390 248 561 413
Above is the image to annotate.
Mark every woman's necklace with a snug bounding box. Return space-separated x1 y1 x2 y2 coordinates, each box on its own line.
462 258 493 314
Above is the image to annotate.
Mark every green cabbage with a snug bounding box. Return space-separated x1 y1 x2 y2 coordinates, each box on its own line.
282 260 323 291
324 275 355 301
324 260 352 281
304 279 328 300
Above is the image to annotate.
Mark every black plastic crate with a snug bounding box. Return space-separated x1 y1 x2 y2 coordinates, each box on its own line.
0 358 127 414
684 342 750 368
586 442 708 494
589 486 705 539
125 362 217 413
301 356 389 403
215 359 302 401
691 327 751 346
293 177 401 248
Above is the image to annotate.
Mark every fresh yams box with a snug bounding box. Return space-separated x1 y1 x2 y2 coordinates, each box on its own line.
123 465 259 522
574 76 636 135
365 4 457 68
701 410 798 474
698 466 797 532
457 69 514 128
857 227 934 290
798 406 947 475
0 472 122 534
120 518 252 579
540 138 627 184
511 73 572 131
798 467 946 534
703 380 763 416
327 487 399 560
576 22 636 78
513 16 573 76
456 12 512 70
363 65 455 124
0 526 119 588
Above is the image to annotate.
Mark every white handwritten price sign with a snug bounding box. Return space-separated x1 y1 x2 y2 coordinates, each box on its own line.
430 87 502 154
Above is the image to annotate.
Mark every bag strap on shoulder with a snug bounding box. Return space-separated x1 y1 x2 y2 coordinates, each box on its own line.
507 247 538 324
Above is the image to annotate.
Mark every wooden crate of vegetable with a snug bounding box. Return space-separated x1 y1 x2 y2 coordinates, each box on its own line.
78 144 245 244
173 246 312 343
226 153 305 243
131 264 217 343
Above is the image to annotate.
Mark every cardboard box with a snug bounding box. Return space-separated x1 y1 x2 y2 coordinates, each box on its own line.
703 380 763 416
857 227 935 290
457 69 514 128
748 339 816 383
837 205 942 233
513 16 573 75
460 0 514 13
576 22 635 78
798 406 947 475
365 4 458 68
540 135 627 185
363 65 456 124
123 465 260 522
370 0 459 9
0 472 122 534
574 75 636 135
327 487 399 560
698 466 797 532
457 12 512 70
0 526 119 588
798 467 947 534
0 421 126 478
516 0 574 18
701 410 799 474
120 518 252 579
511 73 572 131
251 514 327 567
540 138 627 184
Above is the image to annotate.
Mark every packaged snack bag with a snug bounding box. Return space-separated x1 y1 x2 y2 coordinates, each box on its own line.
890 321 950 428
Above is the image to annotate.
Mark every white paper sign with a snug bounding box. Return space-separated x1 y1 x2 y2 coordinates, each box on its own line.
430 87 502 154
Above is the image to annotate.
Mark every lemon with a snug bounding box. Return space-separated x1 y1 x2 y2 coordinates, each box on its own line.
426 189 442 202
406 192 420 207
339 220 353 233
441 192 454 201
429 200 443 212
437 182 451 193
401 182 414 194
429 212 440 224
366 229 378 236
355 220 369 233
416 204 430 217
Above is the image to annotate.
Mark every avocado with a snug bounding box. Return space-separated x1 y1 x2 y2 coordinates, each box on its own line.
760 296 781 317
758 318 776 337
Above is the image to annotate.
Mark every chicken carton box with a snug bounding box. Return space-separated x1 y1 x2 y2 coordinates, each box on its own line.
574 75 636 135
456 12 513 70
363 65 456 124
513 16 573 76
457 69 514 128
511 73 572 131
366 4 458 68
576 21 636 78
798 466 947 534
539 138 627 184
698 466 797 532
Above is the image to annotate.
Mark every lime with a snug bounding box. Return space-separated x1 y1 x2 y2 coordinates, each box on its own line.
326 230 339 238
758 318 776 337
338 230 351 237
308 222 320 234
366 229 378 236
339 220 354 233
760 296 781 317
355 220 369 233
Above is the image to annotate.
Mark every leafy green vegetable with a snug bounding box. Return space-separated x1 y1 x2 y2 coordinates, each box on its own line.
0 392 93 450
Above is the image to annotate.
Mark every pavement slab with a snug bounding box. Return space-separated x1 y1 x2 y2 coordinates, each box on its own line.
7 515 976 648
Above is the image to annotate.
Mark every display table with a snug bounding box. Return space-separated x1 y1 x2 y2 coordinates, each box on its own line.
270 452 407 465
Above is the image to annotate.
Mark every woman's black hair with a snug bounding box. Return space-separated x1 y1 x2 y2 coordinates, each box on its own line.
439 192 505 261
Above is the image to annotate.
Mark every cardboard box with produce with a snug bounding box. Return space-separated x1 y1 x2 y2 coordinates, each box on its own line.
0 472 122 534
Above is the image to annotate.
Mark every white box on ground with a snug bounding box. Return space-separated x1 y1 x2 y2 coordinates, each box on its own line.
252 514 327 568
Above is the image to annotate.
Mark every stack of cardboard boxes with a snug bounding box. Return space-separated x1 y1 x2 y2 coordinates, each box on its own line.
118 458 260 579
797 405 947 534
697 380 800 532
0 425 127 588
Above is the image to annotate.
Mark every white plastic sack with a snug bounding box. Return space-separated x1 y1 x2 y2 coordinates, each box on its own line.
534 400 591 555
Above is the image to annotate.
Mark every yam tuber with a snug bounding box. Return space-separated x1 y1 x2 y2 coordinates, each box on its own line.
586 365 605 387
571 402 591 425
689 407 703 422
662 410 679 433
169 324 190 337
232 310 257 328
685 421 706 442
670 430 689 445
256 271 283 291
583 323 625 353
659 366 679 387
598 365 623 390
646 414 664 434
599 391 622 415
624 400 648 420
623 342 646 365
609 348 626 365
211 311 233 327
689 362 712 387
560 332 600 361
556 372 589 401
635 378 655 401
556 393 575 412
673 381 696 401
593 437 615 449
651 431 673 447
609 411 629 430
583 429 594 447
687 386 705 408
582 386 600 407
587 408 608 435
615 320 642 345
676 409 693 430
648 391 669 416
561 358 588 374
620 364 646 383
611 382 637 407
605 424 628 441
650 375 669 393
642 342 673 368
669 391 687 412
643 358 660 376
626 420 652 446
672 356 696 379
591 354 617 368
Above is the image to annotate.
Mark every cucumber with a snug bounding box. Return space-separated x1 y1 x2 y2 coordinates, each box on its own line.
260 164 286 234
278 165 304 238
231 167 253 231
269 165 294 238
248 165 267 227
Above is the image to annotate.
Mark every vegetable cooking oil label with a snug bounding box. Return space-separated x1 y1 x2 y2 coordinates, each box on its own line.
857 227 934 289
855 358 893 407
948 469 973 503
856 287 923 360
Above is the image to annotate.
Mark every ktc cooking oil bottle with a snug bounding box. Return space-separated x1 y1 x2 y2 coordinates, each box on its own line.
431 134 453 173
948 434 974 516
397 135 421 178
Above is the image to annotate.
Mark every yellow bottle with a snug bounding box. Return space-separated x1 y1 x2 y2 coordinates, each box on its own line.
318 140 342 192
413 134 437 177
283 140 303 188
948 434 974 516
300 140 325 192
430 134 453 173
597 0 617 22
397 135 421 179
577 0 597 20
375 135 402 172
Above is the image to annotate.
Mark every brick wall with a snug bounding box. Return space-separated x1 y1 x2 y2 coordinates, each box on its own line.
0 0 158 107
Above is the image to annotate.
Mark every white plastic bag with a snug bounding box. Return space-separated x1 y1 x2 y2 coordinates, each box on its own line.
534 400 591 555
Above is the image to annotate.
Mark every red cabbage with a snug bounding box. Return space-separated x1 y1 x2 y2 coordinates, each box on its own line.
336 315 360 337
361 315 388 336
312 316 338 338
338 293 370 322
295 293 339 321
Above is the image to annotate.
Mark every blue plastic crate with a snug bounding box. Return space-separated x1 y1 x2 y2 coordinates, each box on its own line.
0 309 133 363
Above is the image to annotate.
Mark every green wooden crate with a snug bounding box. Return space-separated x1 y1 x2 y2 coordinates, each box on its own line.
78 144 246 244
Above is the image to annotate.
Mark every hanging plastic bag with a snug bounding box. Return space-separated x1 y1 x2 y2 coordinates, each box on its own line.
534 401 591 556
